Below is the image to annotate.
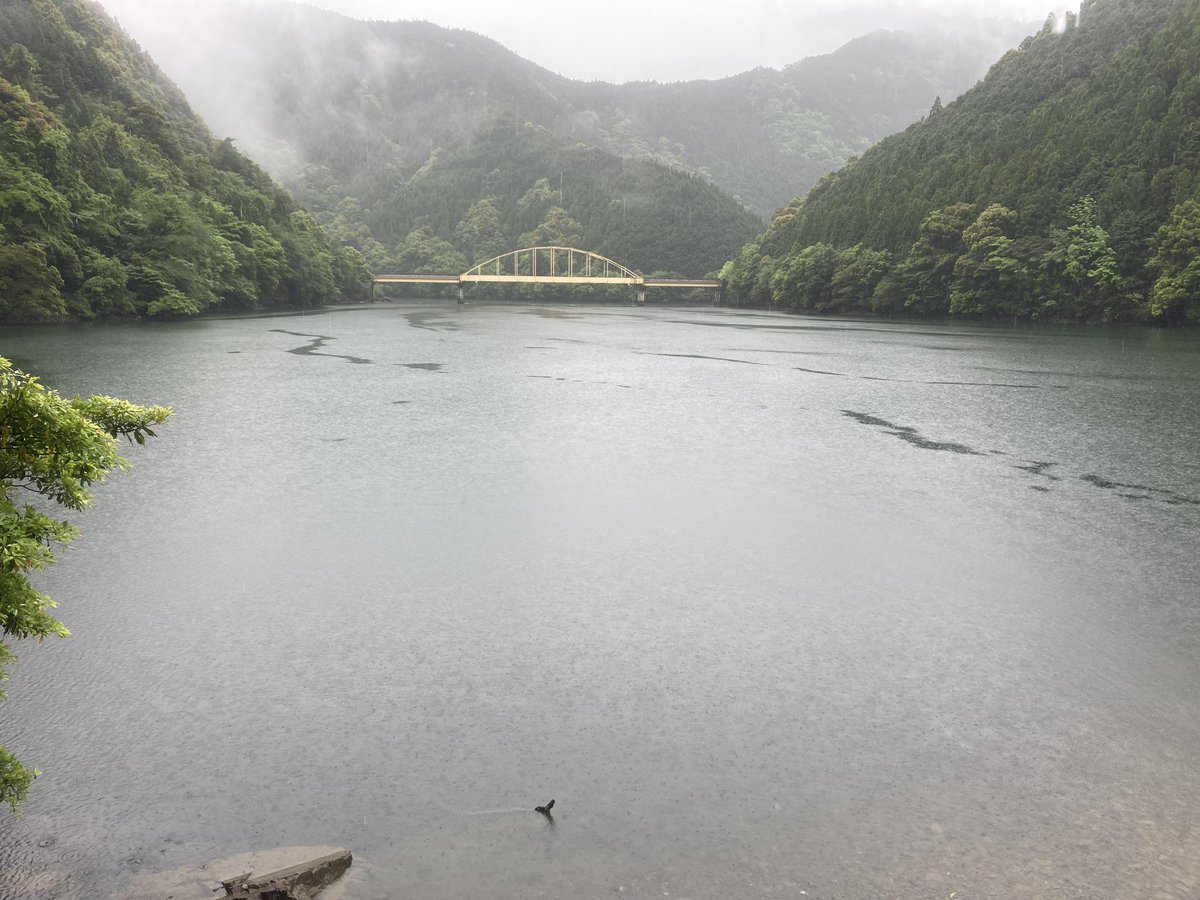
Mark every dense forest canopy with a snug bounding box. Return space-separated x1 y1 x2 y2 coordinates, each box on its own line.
722 0 1200 325
96 0 1025 281
0 0 369 323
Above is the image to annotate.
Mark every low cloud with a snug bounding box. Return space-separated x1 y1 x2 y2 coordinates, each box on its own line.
103 0 1066 83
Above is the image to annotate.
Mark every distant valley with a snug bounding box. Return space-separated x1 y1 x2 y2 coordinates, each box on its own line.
99 0 1029 278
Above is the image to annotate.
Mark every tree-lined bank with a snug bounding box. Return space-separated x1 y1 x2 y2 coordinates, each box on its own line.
0 0 370 324
721 0 1200 325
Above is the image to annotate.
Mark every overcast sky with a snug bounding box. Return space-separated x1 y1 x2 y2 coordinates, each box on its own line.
287 0 1065 82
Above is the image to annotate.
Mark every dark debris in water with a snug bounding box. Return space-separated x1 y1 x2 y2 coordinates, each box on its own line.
400 363 444 371
269 329 372 365
842 410 982 455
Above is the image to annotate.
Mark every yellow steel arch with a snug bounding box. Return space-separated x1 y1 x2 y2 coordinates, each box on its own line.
461 246 644 285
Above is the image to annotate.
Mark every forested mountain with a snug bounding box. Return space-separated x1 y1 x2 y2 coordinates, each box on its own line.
722 0 1200 325
565 26 1029 216
0 0 369 323
98 0 1025 278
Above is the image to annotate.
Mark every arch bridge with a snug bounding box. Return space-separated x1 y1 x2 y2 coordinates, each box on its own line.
373 247 723 305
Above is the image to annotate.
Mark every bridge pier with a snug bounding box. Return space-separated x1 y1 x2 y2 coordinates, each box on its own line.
636 286 646 306
458 285 464 306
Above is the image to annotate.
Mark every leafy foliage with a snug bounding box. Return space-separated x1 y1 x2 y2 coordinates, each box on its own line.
0 0 369 323
0 356 170 810
1147 198 1200 322
723 0 1200 323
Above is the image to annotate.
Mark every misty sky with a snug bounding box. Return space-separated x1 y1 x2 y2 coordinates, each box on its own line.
295 0 1065 81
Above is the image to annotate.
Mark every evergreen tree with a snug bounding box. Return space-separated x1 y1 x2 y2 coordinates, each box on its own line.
950 204 1029 317
453 197 509 264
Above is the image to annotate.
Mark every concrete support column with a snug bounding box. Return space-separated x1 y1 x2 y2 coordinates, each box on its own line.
458 285 465 306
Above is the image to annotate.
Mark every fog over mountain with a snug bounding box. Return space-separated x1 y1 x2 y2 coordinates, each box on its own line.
105 0 1062 83
94 0 1037 215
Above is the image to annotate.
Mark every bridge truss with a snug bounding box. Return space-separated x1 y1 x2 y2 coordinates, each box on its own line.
373 246 723 305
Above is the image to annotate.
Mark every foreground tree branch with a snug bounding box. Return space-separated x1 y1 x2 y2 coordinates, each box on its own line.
0 356 170 811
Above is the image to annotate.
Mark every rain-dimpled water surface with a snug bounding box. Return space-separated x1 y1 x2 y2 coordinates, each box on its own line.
2 304 1199 900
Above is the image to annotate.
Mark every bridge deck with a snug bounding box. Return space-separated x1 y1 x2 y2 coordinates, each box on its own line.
463 274 641 285
374 275 722 288
644 278 723 288
374 274 460 284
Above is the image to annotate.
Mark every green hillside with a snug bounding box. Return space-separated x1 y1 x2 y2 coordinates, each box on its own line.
723 0 1200 324
0 0 369 323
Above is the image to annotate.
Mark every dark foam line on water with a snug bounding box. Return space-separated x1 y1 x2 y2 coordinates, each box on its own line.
846 412 1199 507
638 352 765 366
724 348 838 357
1080 474 1200 506
795 365 851 377
925 379 1053 389
661 318 994 338
797 365 1048 389
402 312 461 332
974 365 1159 382
842 410 982 455
269 329 372 364
1015 461 1062 481
527 375 633 388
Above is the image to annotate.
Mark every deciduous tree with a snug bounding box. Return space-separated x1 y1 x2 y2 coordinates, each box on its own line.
0 357 169 811
1147 198 1200 322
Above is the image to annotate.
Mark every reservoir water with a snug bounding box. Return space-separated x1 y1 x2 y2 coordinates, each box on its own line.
1 304 1199 899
